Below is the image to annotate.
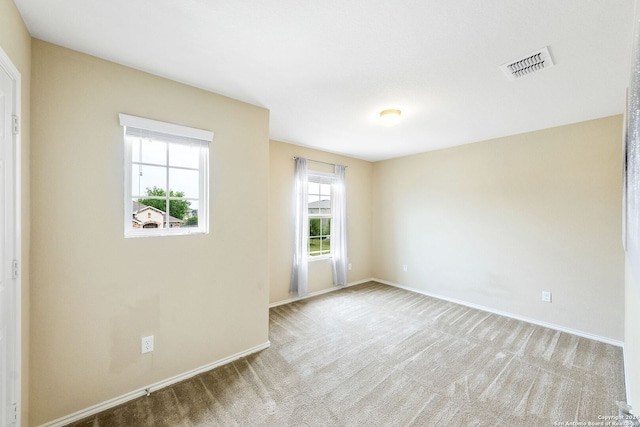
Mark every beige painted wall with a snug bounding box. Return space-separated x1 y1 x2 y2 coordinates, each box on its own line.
30 40 269 425
269 140 373 304
0 0 31 424
372 116 625 341
625 260 640 409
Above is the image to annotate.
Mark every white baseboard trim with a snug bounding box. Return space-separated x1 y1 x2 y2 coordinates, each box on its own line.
40 341 271 427
374 278 624 347
269 278 375 308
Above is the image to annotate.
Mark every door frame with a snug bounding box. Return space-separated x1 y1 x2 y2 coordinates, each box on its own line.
0 45 22 427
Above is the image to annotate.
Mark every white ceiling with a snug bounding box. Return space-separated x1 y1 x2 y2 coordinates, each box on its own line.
15 0 635 161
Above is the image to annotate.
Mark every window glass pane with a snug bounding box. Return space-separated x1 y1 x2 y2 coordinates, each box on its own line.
309 237 321 256
321 237 331 254
169 168 199 199
308 181 320 195
309 218 320 237
182 210 198 227
320 183 331 196
167 199 192 223
308 195 320 214
131 198 167 229
131 138 140 161
321 218 331 236
182 200 200 227
169 143 200 169
133 138 167 165
132 164 166 198
309 216 331 256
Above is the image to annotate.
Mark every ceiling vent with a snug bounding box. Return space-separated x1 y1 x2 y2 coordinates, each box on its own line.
500 46 554 81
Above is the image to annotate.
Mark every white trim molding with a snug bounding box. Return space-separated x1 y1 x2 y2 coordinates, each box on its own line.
374 278 624 347
269 278 374 308
40 342 271 427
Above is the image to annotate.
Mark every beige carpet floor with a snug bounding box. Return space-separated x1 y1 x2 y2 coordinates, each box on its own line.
68 281 626 426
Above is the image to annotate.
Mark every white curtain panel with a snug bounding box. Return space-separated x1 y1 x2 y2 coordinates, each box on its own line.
290 157 309 297
331 165 348 287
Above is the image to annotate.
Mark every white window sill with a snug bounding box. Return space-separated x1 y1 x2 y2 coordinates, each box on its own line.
125 229 207 238
308 255 332 262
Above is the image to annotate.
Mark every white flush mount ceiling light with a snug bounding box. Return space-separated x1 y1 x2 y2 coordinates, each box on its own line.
380 109 402 126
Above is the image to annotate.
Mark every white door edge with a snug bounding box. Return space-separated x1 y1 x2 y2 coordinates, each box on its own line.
0 44 22 427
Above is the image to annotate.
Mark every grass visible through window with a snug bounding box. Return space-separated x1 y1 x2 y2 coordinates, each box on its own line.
309 237 331 256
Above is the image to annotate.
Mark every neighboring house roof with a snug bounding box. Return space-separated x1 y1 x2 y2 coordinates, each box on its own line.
133 201 183 223
308 199 331 209
132 200 147 213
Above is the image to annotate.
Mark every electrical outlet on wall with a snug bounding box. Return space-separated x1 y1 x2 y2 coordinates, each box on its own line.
403 264 408 272
348 263 352 270
541 291 552 303
142 335 154 354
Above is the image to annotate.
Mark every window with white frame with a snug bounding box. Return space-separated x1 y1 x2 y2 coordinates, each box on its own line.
308 172 333 257
119 114 212 237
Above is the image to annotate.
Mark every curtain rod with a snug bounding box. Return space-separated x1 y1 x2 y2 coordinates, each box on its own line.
292 157 347 168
